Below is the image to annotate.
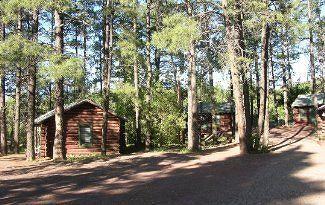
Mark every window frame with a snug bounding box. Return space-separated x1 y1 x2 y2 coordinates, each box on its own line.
78 123 93 147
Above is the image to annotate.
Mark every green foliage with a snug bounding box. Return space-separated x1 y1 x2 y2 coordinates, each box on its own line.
40 54 83 81
0 34 48 73
153 13 200 53
110 83 185 147
0 0 47 22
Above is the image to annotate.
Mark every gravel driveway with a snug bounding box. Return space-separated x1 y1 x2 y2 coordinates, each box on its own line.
0 125 324 205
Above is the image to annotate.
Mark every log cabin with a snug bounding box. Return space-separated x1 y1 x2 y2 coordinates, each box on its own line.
34 99 126 158
317 105 325 139
292 93 325 125
197 102 235 137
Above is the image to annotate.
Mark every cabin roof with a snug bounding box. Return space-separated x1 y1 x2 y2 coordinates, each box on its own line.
198 102 235 114
35 99 125 124
291 93 325 108
318 105 325 111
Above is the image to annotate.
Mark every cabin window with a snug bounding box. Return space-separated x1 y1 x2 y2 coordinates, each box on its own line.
79 124 92 146
299 108 307 121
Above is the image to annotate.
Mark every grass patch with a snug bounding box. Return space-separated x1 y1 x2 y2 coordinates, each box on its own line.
66 153 109 163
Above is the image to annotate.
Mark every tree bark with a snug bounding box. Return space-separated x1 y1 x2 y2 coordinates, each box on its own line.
254 48 260 116
26 10 39 161
14 13 23 154
13 69 21 154
223 0 251 154
145 0 153 151
186 0 199 151
258 20 270 138
53 9 66 160
280 30 290 126
102 0 113 155
308 0 317 108
133 11 141 149
0 22 7 156
270 43 279 125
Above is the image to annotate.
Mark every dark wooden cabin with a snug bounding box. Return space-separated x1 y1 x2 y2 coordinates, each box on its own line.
34 99 126 158
197 102 235 137
292 93 325 125
317 105 325 138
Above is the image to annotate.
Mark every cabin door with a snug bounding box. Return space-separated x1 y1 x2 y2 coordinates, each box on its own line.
46 125 54 158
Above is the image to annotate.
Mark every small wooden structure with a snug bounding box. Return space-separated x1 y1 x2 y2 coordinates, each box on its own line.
292 93 325 125
197 102 235 137
35 99 126 158
317 105 325 138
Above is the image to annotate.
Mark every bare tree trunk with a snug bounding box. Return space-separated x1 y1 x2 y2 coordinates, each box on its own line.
223 0 251 154
186 0 199 151
102 0 113 155
26 10 39 161
0 22 7 156
270 44 279 125
53 9 65 160
14 69 21 154
154 0 162 83
308 0 317 109
172 57 184 144
0 75 6 156
280 31 290 126
80 25 87 96
14 13 23 154
258 20 270 138
133 11 141 148
254 49 260 117
145 0 153 151
262 75 270 146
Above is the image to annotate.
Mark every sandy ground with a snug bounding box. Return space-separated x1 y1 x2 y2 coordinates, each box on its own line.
0 125 324 205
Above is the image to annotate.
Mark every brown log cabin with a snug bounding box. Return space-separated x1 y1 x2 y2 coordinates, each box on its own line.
197 102 235 137
34 99 126 158
292 93 325 125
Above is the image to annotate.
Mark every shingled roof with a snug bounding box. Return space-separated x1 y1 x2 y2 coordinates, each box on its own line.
291 93 325 108
197 102 235 114
35 99 125 124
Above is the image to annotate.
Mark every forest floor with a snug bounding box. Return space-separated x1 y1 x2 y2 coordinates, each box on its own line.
0 125 325 205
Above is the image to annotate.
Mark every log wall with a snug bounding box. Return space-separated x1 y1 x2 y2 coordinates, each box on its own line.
317 111 325 138
39 103 124 157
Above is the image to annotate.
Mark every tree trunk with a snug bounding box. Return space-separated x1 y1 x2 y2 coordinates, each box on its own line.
172 57 184 144
53 9 66 160
223 0 251 154
258 20 270 138
154 0 162 83
13 69 21 154
26 10 39 161
14 13 23 154
270 43 279 125
145 0 153 151
186 0 199 151
133 12 141 149
281 32 290 126
254 49 260 117
308 0 317 108
102 0 113 155
0 22 7 156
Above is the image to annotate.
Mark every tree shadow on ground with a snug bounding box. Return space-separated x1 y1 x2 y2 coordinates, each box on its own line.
0 144 324 205
269 126 315 151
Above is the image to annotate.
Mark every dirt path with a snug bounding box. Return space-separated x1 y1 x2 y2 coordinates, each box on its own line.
0 125 324 205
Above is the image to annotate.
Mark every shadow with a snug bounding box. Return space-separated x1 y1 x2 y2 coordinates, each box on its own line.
269 126 305 148
269 126 315 151
0 143 324 205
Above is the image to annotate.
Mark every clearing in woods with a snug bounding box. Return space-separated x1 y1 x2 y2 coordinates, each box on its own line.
0 125 324 205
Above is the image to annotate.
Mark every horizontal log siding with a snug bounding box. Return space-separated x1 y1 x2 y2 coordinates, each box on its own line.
39 102 123 157
317 111 325 137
